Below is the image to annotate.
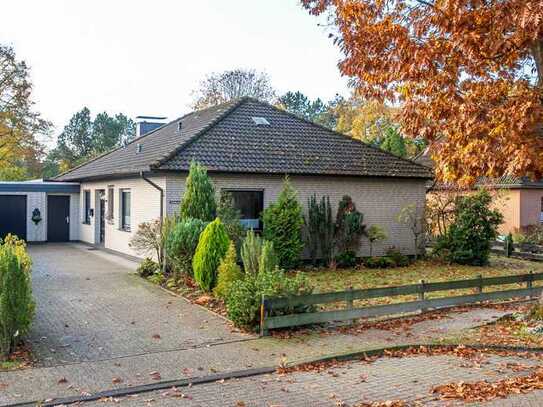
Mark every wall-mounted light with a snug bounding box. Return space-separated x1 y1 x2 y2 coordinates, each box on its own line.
32 208 42 225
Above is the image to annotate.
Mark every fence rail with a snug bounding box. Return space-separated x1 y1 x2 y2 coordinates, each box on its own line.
260 271 543 336
493 240 543 261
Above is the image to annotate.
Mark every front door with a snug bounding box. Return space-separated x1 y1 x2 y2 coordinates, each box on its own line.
99 196 106 244
47 195 70 242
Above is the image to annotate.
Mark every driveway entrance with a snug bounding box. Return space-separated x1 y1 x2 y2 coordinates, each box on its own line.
28 244 246 367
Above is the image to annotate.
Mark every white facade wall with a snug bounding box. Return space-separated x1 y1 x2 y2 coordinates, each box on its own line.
165 173 427 257
0 192 79 242
78 176 165 257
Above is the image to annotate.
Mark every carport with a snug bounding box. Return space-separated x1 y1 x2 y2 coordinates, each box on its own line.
0 180 80 242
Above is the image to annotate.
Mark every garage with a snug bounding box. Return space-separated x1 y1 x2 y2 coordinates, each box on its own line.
0 181 80 242
0 195 27 241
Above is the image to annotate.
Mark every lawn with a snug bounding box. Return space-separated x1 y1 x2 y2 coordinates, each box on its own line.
297 254 543 308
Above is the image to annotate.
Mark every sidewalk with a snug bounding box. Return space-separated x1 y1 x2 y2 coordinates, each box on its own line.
0 306 509 406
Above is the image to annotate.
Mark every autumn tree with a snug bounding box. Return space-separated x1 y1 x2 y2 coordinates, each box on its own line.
0 45 49 180
303 0 543 185
191 69 276 109
335 96 398 145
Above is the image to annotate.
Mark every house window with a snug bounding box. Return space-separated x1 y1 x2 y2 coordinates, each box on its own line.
120 189 131 231
224 190 264 230
83 190 91 224
107 187 114 222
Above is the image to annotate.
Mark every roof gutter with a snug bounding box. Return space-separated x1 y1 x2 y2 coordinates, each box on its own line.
139 171 166 272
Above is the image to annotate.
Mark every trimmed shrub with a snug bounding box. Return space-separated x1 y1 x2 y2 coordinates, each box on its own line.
241 229 262 275
165 218 207 276
367 225 387 257
434 190 503 266
504 233 514 257
262 177 304 269
217 192 245 247
180 161 216 222
214 242 243 299
226 267 312 328
335 250 357 268
259 240 278 274
192 218 230 291
364 256 396 269
386 247 410 267
0 241 35 356
137 258 159 277
335 195 366 256
225 275 258 328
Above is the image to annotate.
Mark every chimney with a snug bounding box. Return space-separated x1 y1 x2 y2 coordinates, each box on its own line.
135 116 167 137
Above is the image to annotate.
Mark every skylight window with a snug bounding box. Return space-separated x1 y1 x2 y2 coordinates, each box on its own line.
252 117 270 126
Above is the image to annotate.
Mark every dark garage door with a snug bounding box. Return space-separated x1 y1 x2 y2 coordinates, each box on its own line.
0 195 27 241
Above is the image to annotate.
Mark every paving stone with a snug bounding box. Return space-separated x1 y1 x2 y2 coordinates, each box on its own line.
0 244 525 406
79 354 543 406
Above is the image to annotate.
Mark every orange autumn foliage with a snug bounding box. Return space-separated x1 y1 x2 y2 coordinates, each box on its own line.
302 0 543 185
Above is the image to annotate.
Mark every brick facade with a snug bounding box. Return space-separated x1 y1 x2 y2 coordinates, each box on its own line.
79 173 426 258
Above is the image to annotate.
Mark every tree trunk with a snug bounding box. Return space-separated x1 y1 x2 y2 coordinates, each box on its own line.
532 38 543 86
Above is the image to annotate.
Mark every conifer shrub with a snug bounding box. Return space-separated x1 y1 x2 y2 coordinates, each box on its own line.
217 192 245 247
214 242 243 299
165 218 207 276
137 258 159 277
262 177 304 269
0 238 35 357
180 161 216 221
258 240 278 274
192 218 230 291
335 195 366 256
241 229 262 275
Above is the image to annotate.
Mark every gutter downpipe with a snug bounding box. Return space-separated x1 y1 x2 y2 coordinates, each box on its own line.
140 171 166 273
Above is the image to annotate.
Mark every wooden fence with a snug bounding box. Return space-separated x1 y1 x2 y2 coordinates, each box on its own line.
493 240 543 261
260 272 543 336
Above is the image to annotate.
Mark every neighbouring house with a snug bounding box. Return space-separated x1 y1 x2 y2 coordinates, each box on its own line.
417 150 543 235
1 98 432 258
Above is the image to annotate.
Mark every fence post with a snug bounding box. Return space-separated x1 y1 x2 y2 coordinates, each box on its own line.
527 271 534 299
476 274 483 295
419 279 426 313
260 294 269 337
346 287 354 325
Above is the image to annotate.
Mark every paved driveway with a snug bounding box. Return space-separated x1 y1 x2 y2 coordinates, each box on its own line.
28 244 247 366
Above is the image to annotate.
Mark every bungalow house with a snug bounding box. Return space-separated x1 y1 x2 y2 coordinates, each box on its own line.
1 98 432 258
416 149 543 235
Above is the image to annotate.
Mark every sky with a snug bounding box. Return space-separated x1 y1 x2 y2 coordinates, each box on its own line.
1 0 349 146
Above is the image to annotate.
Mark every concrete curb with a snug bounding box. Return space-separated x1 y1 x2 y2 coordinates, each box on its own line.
8 366 276 407
9 343 543 407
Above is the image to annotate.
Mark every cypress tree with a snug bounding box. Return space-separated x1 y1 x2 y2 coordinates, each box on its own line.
180 161 216 221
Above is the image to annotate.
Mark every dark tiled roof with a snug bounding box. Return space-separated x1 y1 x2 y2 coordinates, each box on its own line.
55 98 432 182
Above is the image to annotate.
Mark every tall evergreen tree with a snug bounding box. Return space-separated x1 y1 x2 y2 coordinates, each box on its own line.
179 161 217 222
